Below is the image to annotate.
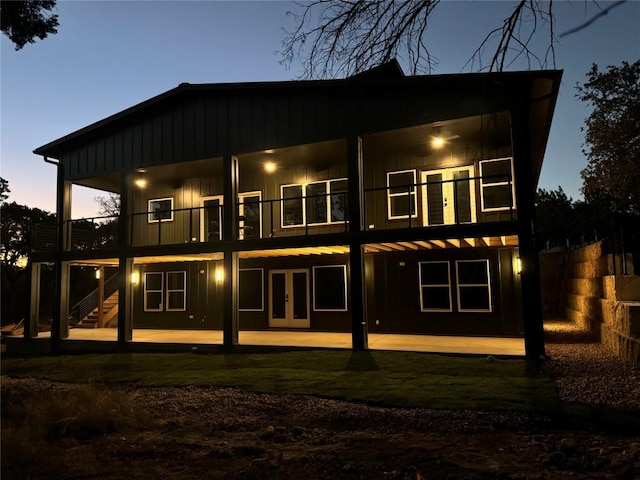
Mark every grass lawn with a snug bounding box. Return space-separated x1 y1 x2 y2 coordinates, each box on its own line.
1 350 560 412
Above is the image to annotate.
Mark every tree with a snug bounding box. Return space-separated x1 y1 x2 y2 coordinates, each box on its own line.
0 176 10 203
1 201 55 268
577 60 640 215
1 0 59 50
281 0 627 78
535 186 576 249
94 192 121 218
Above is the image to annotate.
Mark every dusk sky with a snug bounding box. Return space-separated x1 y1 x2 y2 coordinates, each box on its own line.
2 0 639 219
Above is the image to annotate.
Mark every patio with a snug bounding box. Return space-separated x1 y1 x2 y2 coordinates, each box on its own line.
37 328 525 356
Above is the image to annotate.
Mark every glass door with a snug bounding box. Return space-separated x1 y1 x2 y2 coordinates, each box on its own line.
201 195 223 241
421 166 476 226
269 269 310 328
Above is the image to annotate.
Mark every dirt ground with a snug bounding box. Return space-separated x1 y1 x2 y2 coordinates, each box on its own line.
2 378 639 480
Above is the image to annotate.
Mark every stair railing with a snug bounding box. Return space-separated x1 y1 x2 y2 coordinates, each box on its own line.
68 273 119 325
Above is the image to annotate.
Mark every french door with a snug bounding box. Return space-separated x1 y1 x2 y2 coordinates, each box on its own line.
269 269 310 328
421 166 476 226
200 195 223 241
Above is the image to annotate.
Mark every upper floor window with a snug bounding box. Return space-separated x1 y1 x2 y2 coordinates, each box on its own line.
239 191 262 239
387 170 417 220
479 158 515 212
281 179 348 228
148 198 173 223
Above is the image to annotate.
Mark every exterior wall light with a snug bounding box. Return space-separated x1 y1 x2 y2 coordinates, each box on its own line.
517 257 522 274
95 268 101 280
215 268 224 283
264 161 277 174
134 178 147 188
130 271 139 284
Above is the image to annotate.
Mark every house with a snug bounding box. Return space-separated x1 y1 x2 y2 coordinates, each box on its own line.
29 61 562 358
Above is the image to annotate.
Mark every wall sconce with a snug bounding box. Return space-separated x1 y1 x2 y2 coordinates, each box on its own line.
516 257 522 275
130 271 140 284
95 268 101 280
215 268 224 283
134 178 147 188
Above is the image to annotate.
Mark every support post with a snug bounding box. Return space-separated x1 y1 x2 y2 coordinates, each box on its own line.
117 257 133 343
97 265 105 327
27 262 41 338
52 166 72 343
117 173 133 344
347 136 368 350
511 91 545 360
222 155 239 347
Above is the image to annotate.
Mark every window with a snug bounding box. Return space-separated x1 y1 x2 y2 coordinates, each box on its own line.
456 260 491 312
239 269 264 311
329 179 348 222
238 192 262 239
313 265 347 311
419 262 452 312
144 272 163 311
148 198 174 223
166 271 186 311
143 271 187 312
282 179 348 228
282 185 304 226
387 170 417 219
480 158 515 212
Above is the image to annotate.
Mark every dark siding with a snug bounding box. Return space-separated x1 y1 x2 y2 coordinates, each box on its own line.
368 247 519 336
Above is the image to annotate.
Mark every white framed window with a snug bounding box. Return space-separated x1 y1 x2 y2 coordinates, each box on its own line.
166 271 186 311
456 259 492 312
144 272 163 312
479 158 515 212
387 170 417 220
282 184 304 227
148 197 174 223
239 268 264 311
239 191 262 239
312 265 347 311
418 261 452 312
281 179 348 228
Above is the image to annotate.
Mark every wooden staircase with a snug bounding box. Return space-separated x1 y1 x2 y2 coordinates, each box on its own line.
76 291 119 329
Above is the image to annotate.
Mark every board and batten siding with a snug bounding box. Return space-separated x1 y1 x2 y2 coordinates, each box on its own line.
58 80 514 181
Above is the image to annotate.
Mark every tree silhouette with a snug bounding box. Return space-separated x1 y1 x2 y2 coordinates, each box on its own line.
281 0 627 78
1 0 59 50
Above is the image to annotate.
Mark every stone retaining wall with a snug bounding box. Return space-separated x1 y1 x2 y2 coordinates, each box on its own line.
540 241 640 367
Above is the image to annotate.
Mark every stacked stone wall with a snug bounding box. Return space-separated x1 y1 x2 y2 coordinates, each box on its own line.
540 241 640 367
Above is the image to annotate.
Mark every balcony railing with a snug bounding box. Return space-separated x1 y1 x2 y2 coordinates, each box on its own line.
32 174 515 252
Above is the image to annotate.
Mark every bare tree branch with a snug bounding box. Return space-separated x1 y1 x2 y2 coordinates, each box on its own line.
560 0 626 38
280 0 626 78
